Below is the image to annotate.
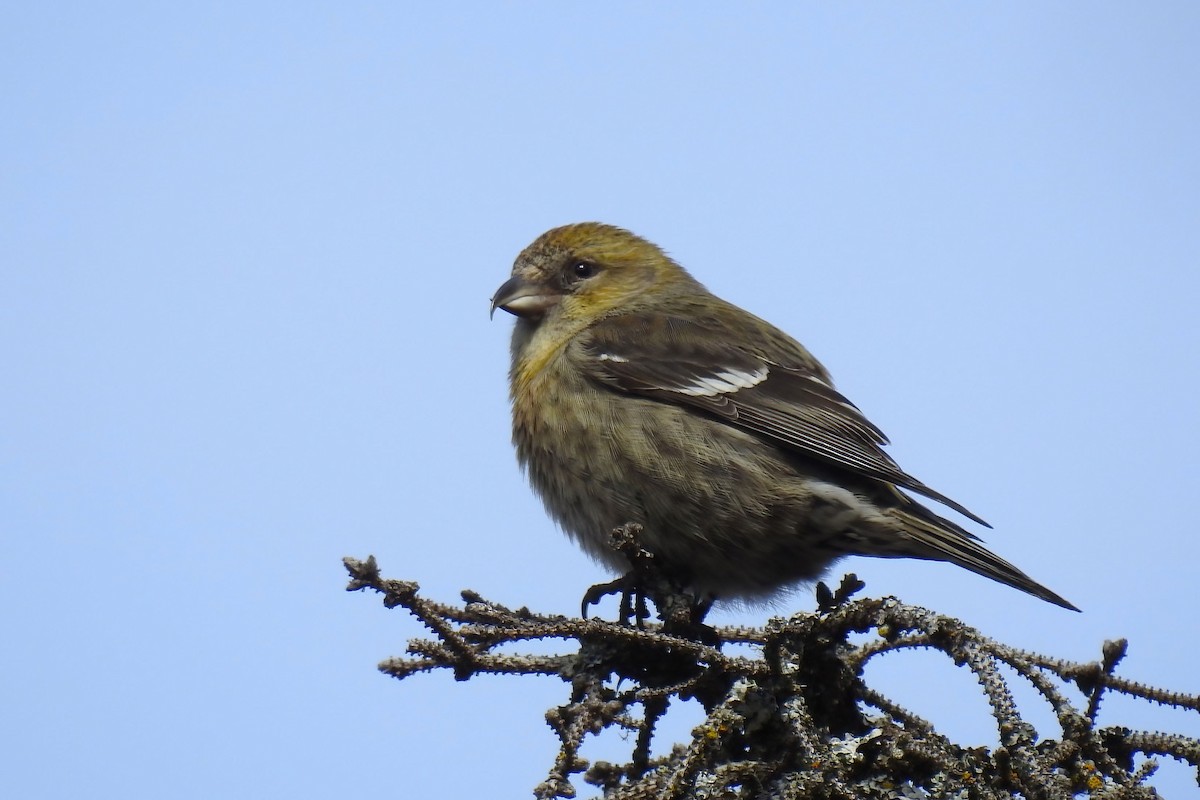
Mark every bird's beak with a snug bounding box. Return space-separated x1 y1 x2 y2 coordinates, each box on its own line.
490 274 562 319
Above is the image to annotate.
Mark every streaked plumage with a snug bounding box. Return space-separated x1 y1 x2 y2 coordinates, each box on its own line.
492 222 1077 611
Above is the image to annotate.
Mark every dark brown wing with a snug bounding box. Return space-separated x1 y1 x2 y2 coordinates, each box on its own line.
578 305 989 528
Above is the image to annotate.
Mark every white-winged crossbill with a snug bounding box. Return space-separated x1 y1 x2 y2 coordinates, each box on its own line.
491 222 1076 611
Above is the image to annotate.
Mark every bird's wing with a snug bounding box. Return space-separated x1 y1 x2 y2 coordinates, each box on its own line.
578 307 989 527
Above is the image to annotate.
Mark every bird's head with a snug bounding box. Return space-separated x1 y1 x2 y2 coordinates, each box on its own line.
491 223 699 324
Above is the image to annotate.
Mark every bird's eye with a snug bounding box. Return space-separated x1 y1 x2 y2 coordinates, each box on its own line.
570 261 597 280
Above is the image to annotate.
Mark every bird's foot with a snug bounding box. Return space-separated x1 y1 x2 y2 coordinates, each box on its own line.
580 523 717 640
581 573 652 626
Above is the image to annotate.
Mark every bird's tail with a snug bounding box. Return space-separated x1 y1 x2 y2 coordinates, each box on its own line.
876 496 1079 612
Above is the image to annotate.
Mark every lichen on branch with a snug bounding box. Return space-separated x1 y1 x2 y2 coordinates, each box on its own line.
345 526 1200 799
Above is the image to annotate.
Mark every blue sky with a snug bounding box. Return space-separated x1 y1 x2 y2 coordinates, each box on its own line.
3 4 1198 797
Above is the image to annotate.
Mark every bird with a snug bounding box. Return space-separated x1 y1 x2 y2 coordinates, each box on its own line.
490 222 1077 611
